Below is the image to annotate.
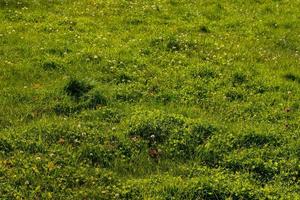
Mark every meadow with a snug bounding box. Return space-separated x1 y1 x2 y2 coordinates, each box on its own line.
0 0 300 199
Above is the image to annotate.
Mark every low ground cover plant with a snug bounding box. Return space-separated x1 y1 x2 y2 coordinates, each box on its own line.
0 0 300 199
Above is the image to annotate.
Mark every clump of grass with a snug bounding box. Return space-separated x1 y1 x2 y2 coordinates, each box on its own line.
127 18 143 25
81 53 101 64
276 38 299 52
79 108 123 123
0 0 30 8
197 147 223 167
245 82 269 94
225 89 244 101
46 47 72 57
79 144 116 167
115 73 133 84
0 117 12 130
53 103 79 115
194 87 208 101
199 25 210 33
249 160 278 182
234 131 280 148
99 108 123 123
150 37 164 48
166 37 197 52
183 183 227 200
64 78 93 99
165 122 218 160
155 92 177 105
22 122 95 146
232 72 248 86
42 61 62 70
15 141 46 154
226 157 279 182
128 110 185 145
284 73 300 84
115 87 143 102
82 90 108 109
192 67 216 79
167 38 182 52
0 139 13 154
190 123 217 144
54 89 108 115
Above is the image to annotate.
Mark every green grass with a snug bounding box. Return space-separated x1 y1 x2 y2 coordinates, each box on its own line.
1 0 300 199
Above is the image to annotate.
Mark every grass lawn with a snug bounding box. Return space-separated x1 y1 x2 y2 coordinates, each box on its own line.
0 0 300 199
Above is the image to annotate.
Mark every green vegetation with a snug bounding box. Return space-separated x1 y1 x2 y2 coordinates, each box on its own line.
1 0 300 199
